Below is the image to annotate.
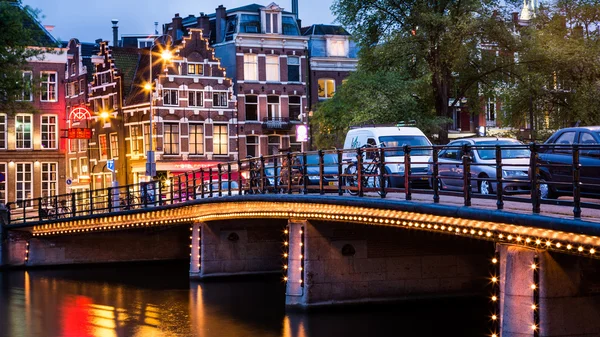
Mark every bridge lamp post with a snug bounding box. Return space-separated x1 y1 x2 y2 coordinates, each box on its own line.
144 37 173 180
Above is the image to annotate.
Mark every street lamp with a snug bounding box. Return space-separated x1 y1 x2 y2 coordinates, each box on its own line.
145 36 173 179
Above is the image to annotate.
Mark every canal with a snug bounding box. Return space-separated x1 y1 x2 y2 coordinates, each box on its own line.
0 261 487 337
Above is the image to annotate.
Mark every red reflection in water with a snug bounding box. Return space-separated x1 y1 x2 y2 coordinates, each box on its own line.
60 296 93 337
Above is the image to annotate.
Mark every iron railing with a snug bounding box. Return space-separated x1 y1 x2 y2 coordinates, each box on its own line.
6 143 600 225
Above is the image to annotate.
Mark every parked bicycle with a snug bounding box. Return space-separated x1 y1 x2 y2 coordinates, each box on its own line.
344 144 388 196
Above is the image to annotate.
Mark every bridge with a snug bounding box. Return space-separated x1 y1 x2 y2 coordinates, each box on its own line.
1 144 600 337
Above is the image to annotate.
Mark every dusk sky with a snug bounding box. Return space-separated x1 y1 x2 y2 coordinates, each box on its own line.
22 0 337 44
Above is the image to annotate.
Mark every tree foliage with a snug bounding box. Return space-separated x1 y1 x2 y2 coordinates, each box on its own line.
329 0 520 143
0 0 49 113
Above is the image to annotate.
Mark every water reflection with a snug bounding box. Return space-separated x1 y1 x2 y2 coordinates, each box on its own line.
0 262 486 337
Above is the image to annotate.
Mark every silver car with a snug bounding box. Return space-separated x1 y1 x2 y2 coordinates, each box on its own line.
429 138 531 194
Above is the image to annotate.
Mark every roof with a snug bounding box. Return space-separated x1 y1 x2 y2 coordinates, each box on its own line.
207 3 294 17
111 47 142 102
124 48 152 106
7 2 61 47
302 24 350 36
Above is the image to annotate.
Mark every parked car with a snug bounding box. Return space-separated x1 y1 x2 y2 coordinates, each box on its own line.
538 126 600 199
428 138 531 194
296 153 340 188
196 181 240 198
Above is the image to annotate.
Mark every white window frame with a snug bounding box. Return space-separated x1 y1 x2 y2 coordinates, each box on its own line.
41 115 58 150
327 38 348 57
213 124 229 156
19 71 33 101
287 56 300 83
163 89 179 106
15 114 32 149
188 90 204 107
212 92 228 108
187 63 204 75
244 54 258 81
318 78 336 99
129 125 143 155
267 96 280 120
40 71 58 102
69 158 78 178
266 55 280 82
110 132 119 159
188 123 205 155
245 95 259 121
0 115 6 149
15 162 33 207
163 122 180 155
79 157 89 176
264 11 281 34
98 134 108 161
246 135 259 158
0 163 6 204
41 162 58 198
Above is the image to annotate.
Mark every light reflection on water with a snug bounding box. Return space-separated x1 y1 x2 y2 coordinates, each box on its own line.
0 262 486 337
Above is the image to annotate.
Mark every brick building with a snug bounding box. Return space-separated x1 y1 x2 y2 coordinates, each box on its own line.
164 2 309 156
0 6 68 208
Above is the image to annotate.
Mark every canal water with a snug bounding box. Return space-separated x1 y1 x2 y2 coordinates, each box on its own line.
0 261 487 337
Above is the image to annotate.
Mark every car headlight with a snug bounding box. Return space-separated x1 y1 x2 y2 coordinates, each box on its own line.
502 170 528 177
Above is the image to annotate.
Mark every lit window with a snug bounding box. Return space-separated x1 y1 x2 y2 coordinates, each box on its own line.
213 124 228 155
328 39 347 57
318 79 335 99
16 115 32 149
163 122 179 155
80 157 89 175
213 92 228 107
40 72 57 101
0 163 6 204
289 96 301 120
98 134 108 160
0 115 6 149
16 163 32 207
110 133 118 158
129 125 143 155
41 115 57 149
188 91 204 107
267 96 279 120
69 139 78 153
20 71 32 101
70 158 78 178
245 95 258 121
287 56 300 82
163 89 179 105
244 54 258 81
246 135 259 157
189 123 204 155
41 162 58 198
188 63 204 75
266 55 279 82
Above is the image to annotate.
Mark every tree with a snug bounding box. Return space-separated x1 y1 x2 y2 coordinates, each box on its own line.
0 0 51 113
332 0 519 143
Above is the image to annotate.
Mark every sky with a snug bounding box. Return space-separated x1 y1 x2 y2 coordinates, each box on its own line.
22 0 337 44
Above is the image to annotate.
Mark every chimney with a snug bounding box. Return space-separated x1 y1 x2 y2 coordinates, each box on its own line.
197 13 211 38
215 5 226 43
170 13 183 42
111 19 119 47
154 21 159 35
291 0 298 18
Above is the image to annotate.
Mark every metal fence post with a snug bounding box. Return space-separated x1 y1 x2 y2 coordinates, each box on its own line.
530 143 540 214
302 152 308 195
218 164 223 197
318 150 324 195
71 192 76 217
573 144 581 218
337 150 343 196
357 147 364 197
462 144 472 207
37 197 43 221
237 159 243 195
432 147 440 203
495 145 504 210
107 187 113 212
169 177 174 204
200 169 205 198
158 180 163 206
404 145 411 201
379 147 386 198
287 152 293 194
143 183 148 208
89 189 94 215
260 155 266 194
208 168 213 198
227 163 232 196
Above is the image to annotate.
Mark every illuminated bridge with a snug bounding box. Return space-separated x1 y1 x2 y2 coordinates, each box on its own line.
1 144 600 337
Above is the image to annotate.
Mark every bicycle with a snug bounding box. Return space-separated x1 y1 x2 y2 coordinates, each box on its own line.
344 145 388 196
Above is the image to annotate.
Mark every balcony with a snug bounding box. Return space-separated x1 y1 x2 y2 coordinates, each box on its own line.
262 117 292 130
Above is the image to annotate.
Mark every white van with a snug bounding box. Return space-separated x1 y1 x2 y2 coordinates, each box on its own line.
342 125 433 187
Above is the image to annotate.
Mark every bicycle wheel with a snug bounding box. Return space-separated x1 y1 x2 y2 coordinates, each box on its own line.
345 164 359 196
373 166 389 196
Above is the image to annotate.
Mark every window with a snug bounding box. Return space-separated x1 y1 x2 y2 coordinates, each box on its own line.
213 92 228 107
79 79 85 94
98 134 108 160
265 12 279 34
130 125 143 155
290 135 301 153
40 72 57 101
41 162 58 198
225 15 238 41
70 62 76 76
41 115 58 149
189 91 204 107
245 95 258 121
268 136 280 156
79 139 88 152
65 82 71 97
267 96 279 119
69 139 78 153
287 56 300 82
318 79 335 99
163 123 179 155
138 39 153 48
244 54 258 81
16 163 32 206
0 115 6 149
74 81 79 96
110 133 118 158
289 96 301 120
189 123 204 155
328 40 347 57
0 163 5 204
144 124 151 153
240 14 260 33
246 136 259 157
266 55 279 82
80 157 89 175
282 16 300 35
213 124 228 155
163 89 178 105
20 71 32 101
486 98 496 125
188 63 204 75
16 115 32 149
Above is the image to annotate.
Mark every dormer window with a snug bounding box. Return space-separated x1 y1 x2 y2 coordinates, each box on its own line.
261 3 283 34
327 38 348 57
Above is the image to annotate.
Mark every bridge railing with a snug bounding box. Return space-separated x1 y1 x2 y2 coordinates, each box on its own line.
7 143 600 224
